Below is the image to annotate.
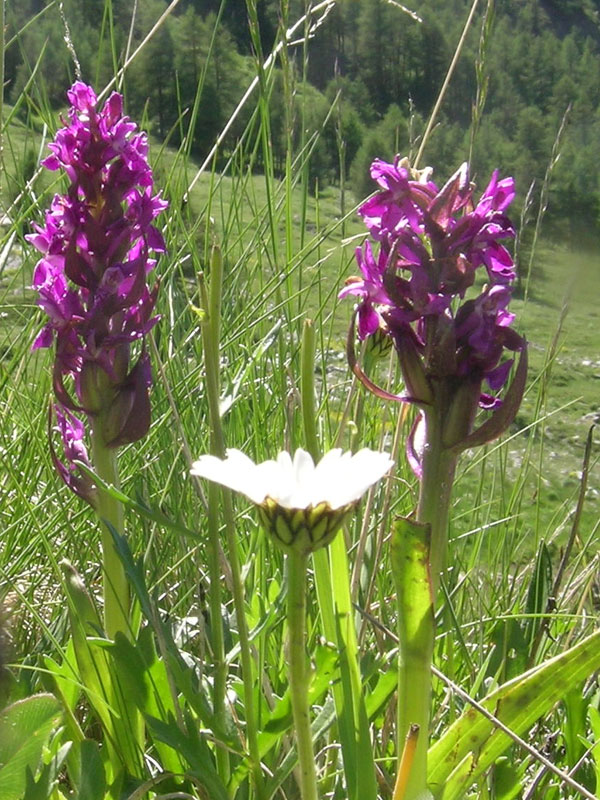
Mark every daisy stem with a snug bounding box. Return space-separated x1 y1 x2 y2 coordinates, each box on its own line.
287 548 319 800
200 248 265 797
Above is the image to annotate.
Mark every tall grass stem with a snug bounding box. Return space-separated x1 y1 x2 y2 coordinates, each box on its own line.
200 248 265 797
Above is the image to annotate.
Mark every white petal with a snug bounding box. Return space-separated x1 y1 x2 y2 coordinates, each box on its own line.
325 449 394 508
191 450 267 503
191 447 393 512
289 449 315 507
310 449 345 506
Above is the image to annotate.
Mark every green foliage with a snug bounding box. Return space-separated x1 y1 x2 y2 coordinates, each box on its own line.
0 695 62 800
5 0 600 224
1 2 600 799
429 630 600 798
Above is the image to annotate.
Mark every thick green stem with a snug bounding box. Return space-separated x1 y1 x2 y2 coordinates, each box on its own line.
90 426 129 640
396 650 433 799
287 550 319 800
417 405 457 595
395 404 457 800
89 424 143 779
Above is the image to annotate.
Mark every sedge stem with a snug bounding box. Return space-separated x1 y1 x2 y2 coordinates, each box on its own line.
200 249 265 796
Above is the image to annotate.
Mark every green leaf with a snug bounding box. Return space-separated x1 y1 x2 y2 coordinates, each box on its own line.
563 686 589 767
587 705 600 790
329 532 379 800
365 667 397 720
390 517 434 655
491 756 525 800
524 540 552 649
390 517 435 800
75 740 106 800
23 740 71 800
428 630 600 799
109 629 188 777
145 710 229 800
0 694 62 800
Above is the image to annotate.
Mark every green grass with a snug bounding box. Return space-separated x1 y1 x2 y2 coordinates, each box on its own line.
0 3 599 799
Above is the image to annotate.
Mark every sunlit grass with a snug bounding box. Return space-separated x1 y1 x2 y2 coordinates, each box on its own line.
0 2 598 799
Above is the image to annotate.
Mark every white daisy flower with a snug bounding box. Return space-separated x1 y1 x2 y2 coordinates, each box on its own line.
190 448 394 554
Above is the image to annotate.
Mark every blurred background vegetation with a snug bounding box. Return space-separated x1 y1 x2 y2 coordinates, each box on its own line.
6 0 600 240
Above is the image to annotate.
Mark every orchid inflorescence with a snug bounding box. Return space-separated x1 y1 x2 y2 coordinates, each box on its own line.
28 82 167 502
341 156 527 473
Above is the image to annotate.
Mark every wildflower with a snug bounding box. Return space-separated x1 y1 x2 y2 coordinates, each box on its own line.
48 406 97 506
342 156 526 472
28 82 167 496
191 448 394 555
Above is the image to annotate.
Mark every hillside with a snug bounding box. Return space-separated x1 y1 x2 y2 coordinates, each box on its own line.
4 0 600 231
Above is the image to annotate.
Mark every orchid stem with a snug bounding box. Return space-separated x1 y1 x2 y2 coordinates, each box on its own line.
287 549 319 800
89 426 129 640
396 403 457 799
417 405 457 596
89 425 144 779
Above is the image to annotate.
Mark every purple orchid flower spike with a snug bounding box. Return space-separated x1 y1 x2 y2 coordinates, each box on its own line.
48 406 97 506
29 81 167 497
340 155 528 793
339 155 527 477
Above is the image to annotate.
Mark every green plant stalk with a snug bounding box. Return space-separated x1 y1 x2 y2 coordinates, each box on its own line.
396 651 433 799
89 425 130 640
301 320 320 458
395 404 456 799
89 424 144 779
200 248 265 798
287 549 319 800
199 263 231 786
417 405 457 595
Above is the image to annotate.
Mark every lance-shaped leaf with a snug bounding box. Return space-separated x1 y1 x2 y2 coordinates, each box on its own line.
448 345 527 455
428 628 600 798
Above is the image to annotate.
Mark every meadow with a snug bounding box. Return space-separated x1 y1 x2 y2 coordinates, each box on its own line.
0 2 599 800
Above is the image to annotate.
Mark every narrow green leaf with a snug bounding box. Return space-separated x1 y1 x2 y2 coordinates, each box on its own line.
524 540 552 649
329 531 379 800
429 630 600 798
145 711 229 800
436 754 474 800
